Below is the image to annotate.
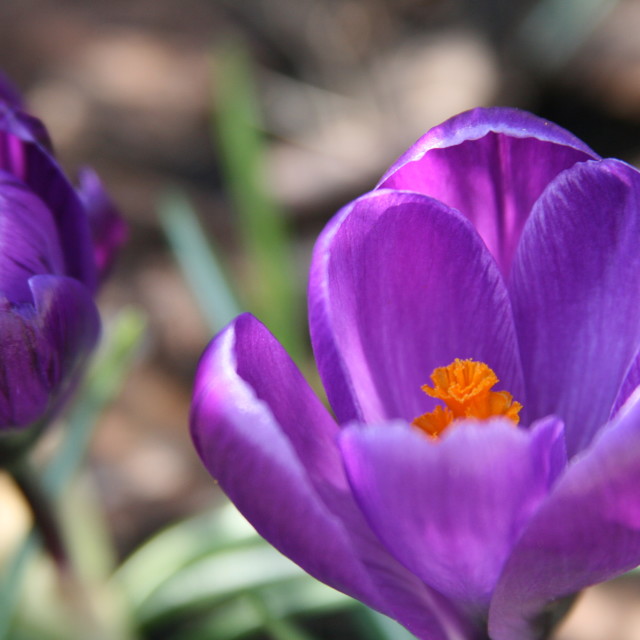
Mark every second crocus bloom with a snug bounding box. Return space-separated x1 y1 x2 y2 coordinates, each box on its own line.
0 74 125 434
191 107 640 639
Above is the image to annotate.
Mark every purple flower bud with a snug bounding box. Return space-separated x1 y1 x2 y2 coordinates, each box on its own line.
0 76 124 439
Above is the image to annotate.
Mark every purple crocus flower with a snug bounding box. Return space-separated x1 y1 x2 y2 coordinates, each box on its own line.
190 107 640 639
0 76 124 433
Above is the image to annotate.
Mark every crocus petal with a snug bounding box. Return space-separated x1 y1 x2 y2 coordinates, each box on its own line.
0 99 52 151
0 174 65 303
77 168 127 282
0 123 96 291
377 107 598 275
510 159 640 456
308 189 524 426
191 314 471 640
341 418 565 619
489 390 640 640
0 275 99 428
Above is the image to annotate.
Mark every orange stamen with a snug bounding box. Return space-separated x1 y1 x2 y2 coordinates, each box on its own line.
412 359 522 439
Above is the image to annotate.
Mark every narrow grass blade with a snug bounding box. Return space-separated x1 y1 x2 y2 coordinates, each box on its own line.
212 40 304 361
0 533 38 640
44 307 146 493
114 503 260 611
116 502 353 638
159 189 242 333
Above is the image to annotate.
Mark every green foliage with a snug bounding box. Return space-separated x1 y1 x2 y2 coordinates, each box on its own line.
116 503 353 640
159 190 242 334
0 308 146 640
212 41 304 362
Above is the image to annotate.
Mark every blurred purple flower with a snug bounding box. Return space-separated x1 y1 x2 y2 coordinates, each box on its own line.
77 167 128 282
0 77 125 432
191 108 640 639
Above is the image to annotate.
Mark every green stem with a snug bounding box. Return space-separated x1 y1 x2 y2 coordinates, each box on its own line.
9 461 110 640
0 419 48 468
11 461 68 569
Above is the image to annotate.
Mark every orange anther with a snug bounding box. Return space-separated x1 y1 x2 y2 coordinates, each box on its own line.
412 359 522 438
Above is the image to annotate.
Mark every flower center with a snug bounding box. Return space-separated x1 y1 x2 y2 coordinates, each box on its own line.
412 359 522 438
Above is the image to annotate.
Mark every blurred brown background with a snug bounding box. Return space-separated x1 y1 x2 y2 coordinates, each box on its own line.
1 1 640 638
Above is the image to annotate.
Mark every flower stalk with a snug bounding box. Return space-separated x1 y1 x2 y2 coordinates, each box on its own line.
10 461 113 640
10 460 68 569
